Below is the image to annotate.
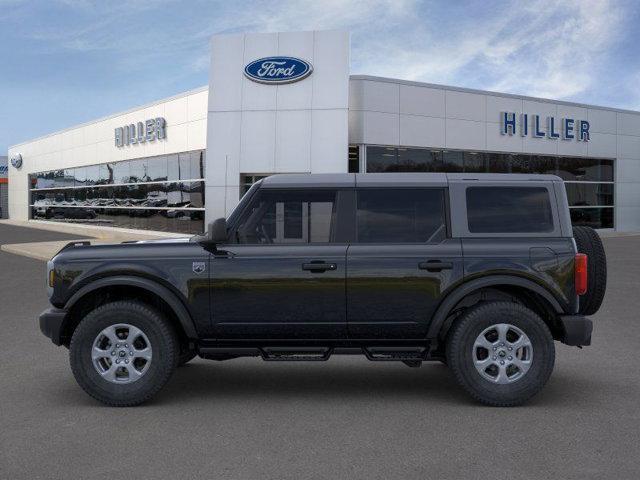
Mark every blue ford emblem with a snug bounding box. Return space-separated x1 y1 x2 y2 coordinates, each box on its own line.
244 56 313 84
10 153 23 169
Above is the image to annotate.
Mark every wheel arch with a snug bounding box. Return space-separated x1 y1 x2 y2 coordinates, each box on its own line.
60 275 198 347
427 275 565 345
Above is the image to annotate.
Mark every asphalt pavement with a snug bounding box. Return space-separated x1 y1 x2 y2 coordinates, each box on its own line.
1 223 639 479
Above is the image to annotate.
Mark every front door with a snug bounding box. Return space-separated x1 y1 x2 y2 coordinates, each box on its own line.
211 188 349 339
347 187 464 339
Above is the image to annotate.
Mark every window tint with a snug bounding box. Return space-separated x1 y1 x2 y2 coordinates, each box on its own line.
356 189 446 243
466 187 554 233
235 189 337 244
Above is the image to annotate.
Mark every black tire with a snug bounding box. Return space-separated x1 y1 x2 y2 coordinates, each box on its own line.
70 301 178 407
572 226 607 316
446 302 555 407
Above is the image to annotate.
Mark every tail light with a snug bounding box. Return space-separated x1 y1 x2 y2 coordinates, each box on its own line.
575 253 588 295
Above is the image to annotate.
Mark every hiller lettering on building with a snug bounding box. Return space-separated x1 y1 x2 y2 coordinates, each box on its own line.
115 117 166 147
500 112 590 141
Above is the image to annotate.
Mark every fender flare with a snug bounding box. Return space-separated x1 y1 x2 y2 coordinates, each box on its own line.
426 275 565 340
64 275 198 339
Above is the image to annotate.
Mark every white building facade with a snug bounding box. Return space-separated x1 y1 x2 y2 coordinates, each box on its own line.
7 30 640 233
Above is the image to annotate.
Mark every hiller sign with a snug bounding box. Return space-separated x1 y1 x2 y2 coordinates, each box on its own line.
501 112 590 141
115 117 166 147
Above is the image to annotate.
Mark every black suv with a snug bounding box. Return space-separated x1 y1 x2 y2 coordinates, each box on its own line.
39 173 606 407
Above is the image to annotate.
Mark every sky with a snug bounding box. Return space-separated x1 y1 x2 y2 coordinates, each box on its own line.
1 0 639 153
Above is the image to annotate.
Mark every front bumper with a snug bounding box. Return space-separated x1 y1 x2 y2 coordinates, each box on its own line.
39 308 68 346
558 314 593 346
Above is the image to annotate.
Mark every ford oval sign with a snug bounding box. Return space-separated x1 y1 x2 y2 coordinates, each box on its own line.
10 153 23 169
244 56 313 84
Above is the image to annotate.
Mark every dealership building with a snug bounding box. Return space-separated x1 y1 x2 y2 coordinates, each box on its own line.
7 30 640 234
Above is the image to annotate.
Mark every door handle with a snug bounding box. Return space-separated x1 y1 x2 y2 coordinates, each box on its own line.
302 262 337 272
418 260 453 272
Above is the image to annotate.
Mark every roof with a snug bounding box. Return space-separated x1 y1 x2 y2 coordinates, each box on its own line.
260 172 562 188
351 75 640 116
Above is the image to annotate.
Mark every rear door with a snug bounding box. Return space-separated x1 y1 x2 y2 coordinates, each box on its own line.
346 187 464 339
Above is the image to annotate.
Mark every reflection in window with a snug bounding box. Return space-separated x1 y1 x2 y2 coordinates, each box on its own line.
28 151 206 233
366 146 615 229
570 207 613 229
240 174 269 198
357 188 446 243
236 189 336 244
467 187 554 233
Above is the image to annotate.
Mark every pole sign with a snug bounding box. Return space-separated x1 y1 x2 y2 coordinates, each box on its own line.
500 112 590 141
244 57 313 84
115 117 166 147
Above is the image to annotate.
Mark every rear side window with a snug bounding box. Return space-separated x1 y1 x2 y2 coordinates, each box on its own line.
356 188 446 243
466 187 554 233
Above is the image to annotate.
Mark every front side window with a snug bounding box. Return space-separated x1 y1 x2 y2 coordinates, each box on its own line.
356 188 446 243
466 186 554 233
235 189 337 244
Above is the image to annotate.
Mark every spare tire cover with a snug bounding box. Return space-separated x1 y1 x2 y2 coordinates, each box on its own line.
572 226 607 315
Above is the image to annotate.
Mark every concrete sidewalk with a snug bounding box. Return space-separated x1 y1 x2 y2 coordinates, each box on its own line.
2 239 107 261
0 220 190 261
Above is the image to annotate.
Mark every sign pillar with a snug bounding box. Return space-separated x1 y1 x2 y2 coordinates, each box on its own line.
205 30 350 222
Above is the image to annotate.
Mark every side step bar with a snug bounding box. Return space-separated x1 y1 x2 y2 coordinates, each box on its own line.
261 347 332 361
363 346 428 361
199 346 430 362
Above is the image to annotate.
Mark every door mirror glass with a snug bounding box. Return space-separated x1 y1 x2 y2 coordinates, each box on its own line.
209 217 228 244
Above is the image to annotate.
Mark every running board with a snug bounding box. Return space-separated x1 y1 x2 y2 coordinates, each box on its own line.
363 346 428 361
197 345 430 362
260 347 332 361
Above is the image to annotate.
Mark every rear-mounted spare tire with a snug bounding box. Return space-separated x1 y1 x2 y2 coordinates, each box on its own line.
572 226 607 315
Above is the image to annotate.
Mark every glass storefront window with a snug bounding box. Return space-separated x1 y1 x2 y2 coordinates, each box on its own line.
365 146 615 229
112 161 130 184
240 174 269 198
557 158 613 182
28 150 206 234
348 145 360 173
129 158 148 183
148 155 168 182
565 183 614 207
441 151 463 172
570 207 613 229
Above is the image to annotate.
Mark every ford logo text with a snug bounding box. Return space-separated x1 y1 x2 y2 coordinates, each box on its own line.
244 56 313 84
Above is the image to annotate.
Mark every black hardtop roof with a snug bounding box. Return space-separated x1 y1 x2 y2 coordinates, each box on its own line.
260 172 563 188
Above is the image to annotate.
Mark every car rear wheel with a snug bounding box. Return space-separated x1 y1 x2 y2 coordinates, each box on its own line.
446 301 555 407
572 226 607 316
69 300 178 406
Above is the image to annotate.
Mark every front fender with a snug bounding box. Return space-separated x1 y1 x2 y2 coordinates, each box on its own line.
64 275 198 339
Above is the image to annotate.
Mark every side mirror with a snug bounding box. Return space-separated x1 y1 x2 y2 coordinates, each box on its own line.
191 217 228 245
209 217 228 244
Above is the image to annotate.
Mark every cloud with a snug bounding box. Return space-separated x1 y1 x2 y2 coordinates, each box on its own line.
2 0 637 106
350 0 626 102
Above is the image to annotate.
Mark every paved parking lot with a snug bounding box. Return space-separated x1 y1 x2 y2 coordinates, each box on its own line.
1 223 639 479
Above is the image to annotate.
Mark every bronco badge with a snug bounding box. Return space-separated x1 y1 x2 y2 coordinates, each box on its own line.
192 262 206 274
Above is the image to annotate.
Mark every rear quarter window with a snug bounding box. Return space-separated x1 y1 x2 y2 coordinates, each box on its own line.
466 186 554 233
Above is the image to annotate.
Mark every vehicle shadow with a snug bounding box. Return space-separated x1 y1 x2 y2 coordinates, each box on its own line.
153 359 573 407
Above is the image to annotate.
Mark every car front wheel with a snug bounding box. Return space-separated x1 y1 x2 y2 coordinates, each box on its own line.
69 301 178 407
